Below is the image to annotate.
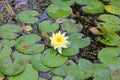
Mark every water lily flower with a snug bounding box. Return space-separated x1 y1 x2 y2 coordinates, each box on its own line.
50 31 70 54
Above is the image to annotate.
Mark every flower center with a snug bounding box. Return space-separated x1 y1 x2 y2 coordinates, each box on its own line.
56 36 63 43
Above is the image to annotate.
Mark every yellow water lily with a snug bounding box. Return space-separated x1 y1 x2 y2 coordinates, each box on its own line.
50 31 70 54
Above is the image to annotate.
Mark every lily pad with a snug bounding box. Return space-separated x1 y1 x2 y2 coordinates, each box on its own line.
41 48 68 68
94 70 112 80
0 56 26 76
8 64 38 80
64 60 85 80
98 14 120 32
0 24 22 39
111 0 120 7
39 20 59 33
31 54 53 72
62 19 83 34
97 32 120 46
69 33 90 48
15 34 45 54
51 0 75 7
0 47 12 59
76 0 92 5
52 76 63 80
82 0 104 14
47 4 72 18
98 47 120 71
1 39 15 47
17 10 39 23
64 74 75 80
105 5 120 15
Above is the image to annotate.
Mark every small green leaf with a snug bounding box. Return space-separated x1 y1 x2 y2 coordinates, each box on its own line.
1 39 15 47
0 47 12 59
52 64 67 76
0 24 22 39
64 74 75 80
111 0 120 7
62 19 83 34
82 0 104 14
94 70 112 80
78 58 94 79
47 4 72 18
69 33 90 48
39 20 59 33
8 64 38 80
105 5 120 15
51 0 75 7
52 76 63 80
41 48 68 67
17 10 39 23
76 0 92 5
0 56 26 76
15 34 44 54
31 54 53 72
97 32 120 46
98 47 120 71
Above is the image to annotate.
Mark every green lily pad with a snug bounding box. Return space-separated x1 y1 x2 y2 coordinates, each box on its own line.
8 64 38 80
0 56 26 76
82 0 104 14
39 78 47 80
78 58 94 73
69 33 90 48
17 10 39 23
94 70 112 80
64 74 75 80
78 58 94 79
39 20 59 33
31 54 53 72
111 0 120 7
97 32 120 46
76 0 92 5
111 70 120 80
51 0 75 7
98 14 120 32
64 60 85 80
1 39 15 47
15 34 44 54
0 47 12 59
105 5 120 15
61 44 79 56
62 19 83 34
98 47 120 71
41 48 68 68
0 24 22 39
47 4 72 18
52 76 63 80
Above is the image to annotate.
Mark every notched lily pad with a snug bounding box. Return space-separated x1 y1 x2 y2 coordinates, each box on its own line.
82 0 104 14
1 39 15 47
8 64 38 80
97 32 120 46
0 56 26 76
17 10 39 23
31 54 53 72
15 34 45 54
41 48 68 67
105 5 120 15
69 33 90 49
98 47 120 71
0 47 12 59
47 4 72 18
0 24 22 39
76 0 92 5
51 0 75 7
62 19 83 34
98 14 120 32
39 20 59 33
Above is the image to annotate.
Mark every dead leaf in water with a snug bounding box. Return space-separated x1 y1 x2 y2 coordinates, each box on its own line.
0 77 4 80
89 27 104 35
